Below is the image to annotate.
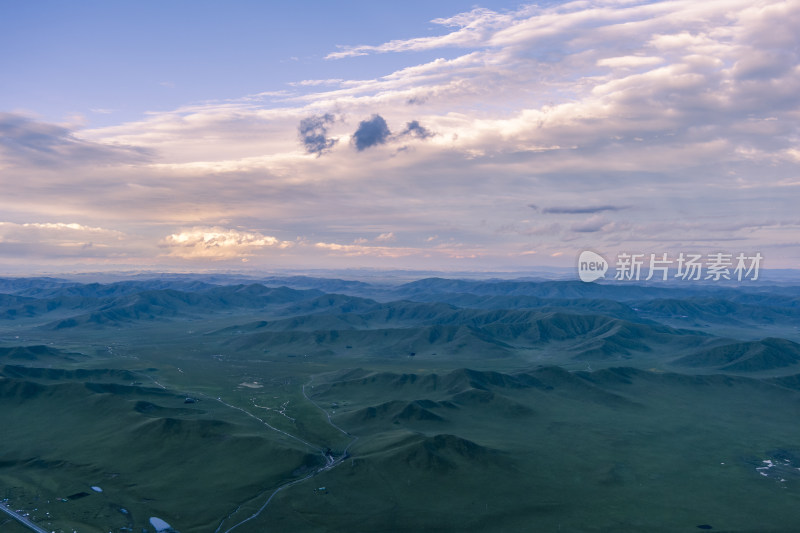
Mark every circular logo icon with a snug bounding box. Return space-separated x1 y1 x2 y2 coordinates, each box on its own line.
578 250 608 282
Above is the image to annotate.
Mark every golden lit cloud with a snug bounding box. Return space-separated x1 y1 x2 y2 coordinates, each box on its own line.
161 227 293 260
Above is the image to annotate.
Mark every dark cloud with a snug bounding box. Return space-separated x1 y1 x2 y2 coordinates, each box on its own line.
298 113 337 156
0 112 151 167
352 114 390 151
401 120 433 139
540 205 625 214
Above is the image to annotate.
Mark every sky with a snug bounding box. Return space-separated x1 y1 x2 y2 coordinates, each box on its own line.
1 0 799 274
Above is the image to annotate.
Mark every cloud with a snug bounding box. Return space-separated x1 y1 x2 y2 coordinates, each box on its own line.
4 1 800 270
597 56 664 69
401 120 433 139
298 113 337 156
0 112 151 168
570 215 611 233
541 205 626 215
0 221 125 243
314 241 412 258
313 238 487 260
352 115 391 151
325 7 520 59
0 221 130 259
375 232 395 242
160 227 293 260
291 79 344 87
497 221 563 237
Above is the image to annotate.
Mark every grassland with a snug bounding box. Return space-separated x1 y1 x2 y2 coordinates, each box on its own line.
2 275 800 532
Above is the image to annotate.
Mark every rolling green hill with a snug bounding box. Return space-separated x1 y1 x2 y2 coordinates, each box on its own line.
0 345 84 362
672 337 800 372
2 275 800 532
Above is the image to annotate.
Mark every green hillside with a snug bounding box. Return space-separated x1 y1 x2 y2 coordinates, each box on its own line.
2 275 800 532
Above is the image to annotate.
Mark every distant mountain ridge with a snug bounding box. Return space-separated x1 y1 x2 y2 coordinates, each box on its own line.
1 275 800 373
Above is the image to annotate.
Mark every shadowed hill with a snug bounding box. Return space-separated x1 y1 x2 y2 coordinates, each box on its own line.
394 433 501 473
0 365 136 382
0 277 72 294
279 293 381 316
341 399 449 426
0 345 83 362
214 306 711 362
672 338 800 372
394 278 691 300
312 366 638 418
223 323 514 358
41 284 324 329
402 291 646 321
636 297 800 325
